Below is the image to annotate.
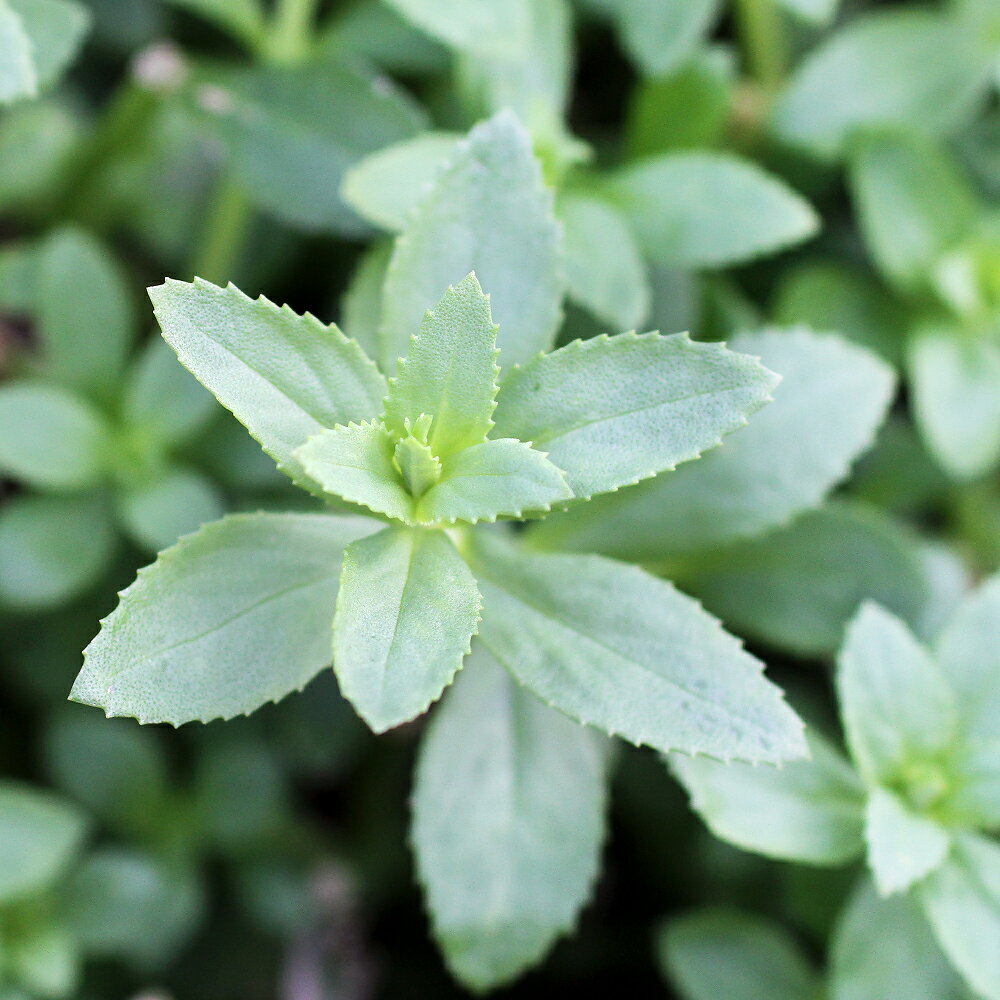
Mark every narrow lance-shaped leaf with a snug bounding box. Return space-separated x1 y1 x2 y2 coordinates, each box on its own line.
333 527 481 732
412 647 607 991
383 273 500 456
148 278 388 493
380 110 564 372
71 512 381 725
493 331 778 501
469 531 806 762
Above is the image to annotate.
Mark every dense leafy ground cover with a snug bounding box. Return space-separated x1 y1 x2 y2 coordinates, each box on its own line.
2 0 1000 997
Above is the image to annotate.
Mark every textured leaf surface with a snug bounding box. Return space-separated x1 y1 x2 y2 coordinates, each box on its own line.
296 422 413 522
608 152 818 267
470 531 805 762
837 602 956 788
333 527 480 732
0 782 86 902
532 328 894 559
660 909 819 1000
671 730 866 865
865 787 950 896
0 381 109 490
494 332 777 501
383 273 499 456
559 192 650 330
71 512 380 725
412 648 606 990
149 278 387 491
919 834 1000 1000
380 111 563 372
419 439 572 525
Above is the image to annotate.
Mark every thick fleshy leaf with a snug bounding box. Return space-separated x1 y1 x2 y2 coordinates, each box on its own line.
469 531 806 762
919 833 1000 1000
419 439 572 525
909 325 1000 481
837 602 957 788
680 503 931 658
0 381 110 490
670 730 866 865
383 273 499 456
531 328 894 559
332 526 481 732
193 56 425 234
341 240 391 361
865 787 950 896
559 192 650 330
412 648 606 990
493 331 777 501
772 9 991 160
148 278 388 491
295 422 413 522
608 152 818 268
381 0 530 57
0 782 87 902
380 110 563 372
0 2 35 102
660 909 819 1000
71 512 380 725
831 878 967 1000
342 132 461 233
0 493 117 611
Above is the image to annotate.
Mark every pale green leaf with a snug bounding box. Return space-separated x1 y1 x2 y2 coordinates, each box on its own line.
0 3 36 103
0 493 117 611
419 439 572 525
295 422 413 522
117 466 225 553
909 325 1000 481
194 56 425 234
865 787 950 896
837 602 956 788
148 278 388 492
165 0 263 48
469 530 806 762
71 512 380 725
380 110 563 372
919 833 1000 1000
681 503 931 658
381 0 531 57
383 273 500 456
341 240 391 362
342 132 461 233
0 381 110 490
831 878 967 1000
0 782 86 902
850 129 977 292
412 647 606 990
670 730 866 865
773 10 991 161
332 527 481 732
608 152 818 268
531 328 894 559
773 0 839 25
559 192 650 330
660 909 820 1000
494 331 777 502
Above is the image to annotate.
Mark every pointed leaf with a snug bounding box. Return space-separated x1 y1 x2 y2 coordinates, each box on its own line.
865 787 950 896
493 331 777 501
148 278 388 492
419 438 572 525
671 730 866 865
296 422 414 522
412 647 606 990
71 512 380 725
380 110 563 372
383 273 500 456
469 531 806 762
333 526 480 732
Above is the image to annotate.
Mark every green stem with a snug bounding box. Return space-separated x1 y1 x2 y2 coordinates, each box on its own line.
734 0 788 93
266 0 321 64
190 176 252 283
